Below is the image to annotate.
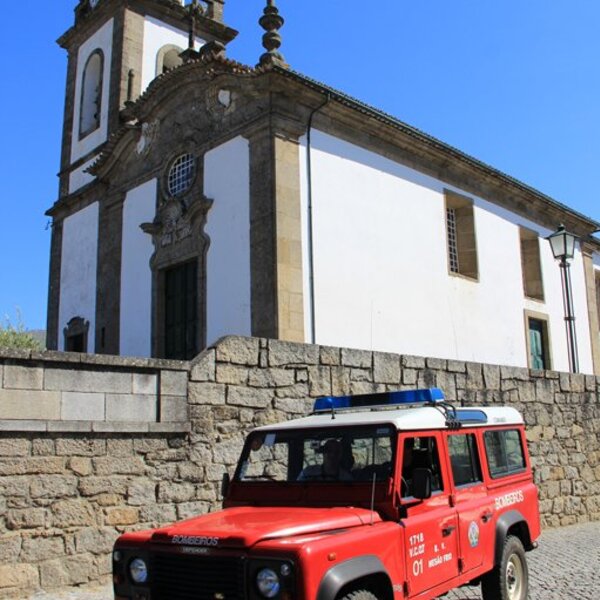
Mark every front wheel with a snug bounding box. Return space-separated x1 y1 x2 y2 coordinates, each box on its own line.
339 590 380 600
481 535 529 600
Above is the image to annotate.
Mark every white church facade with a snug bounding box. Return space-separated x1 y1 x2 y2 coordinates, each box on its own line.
47 0 600 376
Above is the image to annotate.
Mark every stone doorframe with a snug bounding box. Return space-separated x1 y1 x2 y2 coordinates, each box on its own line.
142 152 212 359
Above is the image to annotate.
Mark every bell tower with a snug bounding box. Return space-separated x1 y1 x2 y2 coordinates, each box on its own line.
56 0 237 198
46 0 237 352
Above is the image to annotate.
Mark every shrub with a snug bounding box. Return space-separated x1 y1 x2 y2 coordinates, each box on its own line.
0 313 44 351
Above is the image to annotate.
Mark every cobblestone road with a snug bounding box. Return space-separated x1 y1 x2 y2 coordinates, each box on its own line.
29 521 600 600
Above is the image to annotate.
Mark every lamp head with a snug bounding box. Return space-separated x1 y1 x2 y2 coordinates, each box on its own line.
547 224 577 261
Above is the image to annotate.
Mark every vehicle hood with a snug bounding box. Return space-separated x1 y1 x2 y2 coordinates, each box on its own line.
151 506 380 549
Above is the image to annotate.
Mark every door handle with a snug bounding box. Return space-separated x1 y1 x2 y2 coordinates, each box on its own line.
481 512 493 523
442 525 456 537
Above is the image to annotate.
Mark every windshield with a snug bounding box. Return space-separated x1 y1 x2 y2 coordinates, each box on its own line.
234 425 396 483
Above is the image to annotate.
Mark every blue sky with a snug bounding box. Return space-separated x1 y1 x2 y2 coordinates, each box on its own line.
0 0 598 331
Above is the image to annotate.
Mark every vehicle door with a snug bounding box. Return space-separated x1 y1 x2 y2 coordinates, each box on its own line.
398 433 460 597
445 430 495 575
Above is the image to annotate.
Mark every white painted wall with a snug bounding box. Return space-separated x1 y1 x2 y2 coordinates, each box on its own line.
71 19 114 164
69 157 97 194
141 16 205 91
120 180 157 357
300 130 595 373
58 202 99 351
204 137 251 344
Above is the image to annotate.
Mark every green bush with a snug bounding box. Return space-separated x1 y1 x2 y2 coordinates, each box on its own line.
0 314 44 351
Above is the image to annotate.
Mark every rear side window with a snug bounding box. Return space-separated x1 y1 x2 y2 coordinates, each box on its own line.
448 434 482 487
484 429 526 478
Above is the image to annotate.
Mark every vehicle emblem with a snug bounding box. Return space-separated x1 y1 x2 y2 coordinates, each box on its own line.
171 535 219 546
468 521 480 548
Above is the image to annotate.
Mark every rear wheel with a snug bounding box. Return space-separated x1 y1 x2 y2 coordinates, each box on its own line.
339 590 379 600
481 535 528 600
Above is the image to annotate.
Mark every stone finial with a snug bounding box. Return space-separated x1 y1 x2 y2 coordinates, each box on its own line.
258 0 288 68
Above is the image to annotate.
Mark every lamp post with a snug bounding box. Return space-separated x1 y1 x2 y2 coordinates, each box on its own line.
547 224 579 373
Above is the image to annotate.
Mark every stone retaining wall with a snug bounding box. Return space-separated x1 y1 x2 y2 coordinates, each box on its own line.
0 337 599 597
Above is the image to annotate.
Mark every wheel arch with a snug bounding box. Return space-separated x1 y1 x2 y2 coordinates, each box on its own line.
316 555 394 600
494 510 533 565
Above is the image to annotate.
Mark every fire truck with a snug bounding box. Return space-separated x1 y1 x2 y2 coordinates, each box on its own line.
113 388 540 600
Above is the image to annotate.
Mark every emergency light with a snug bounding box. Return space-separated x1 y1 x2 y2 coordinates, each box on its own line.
313 388 445 413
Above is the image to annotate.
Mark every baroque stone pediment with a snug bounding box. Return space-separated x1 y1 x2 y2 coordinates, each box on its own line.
89 57 266 185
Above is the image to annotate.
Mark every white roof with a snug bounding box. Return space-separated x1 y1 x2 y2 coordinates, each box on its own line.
255 405 523 433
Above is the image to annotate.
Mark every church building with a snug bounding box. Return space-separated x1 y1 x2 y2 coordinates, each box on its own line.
46 0 600 376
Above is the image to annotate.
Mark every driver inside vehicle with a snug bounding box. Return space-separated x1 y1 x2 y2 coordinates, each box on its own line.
297 439 353 481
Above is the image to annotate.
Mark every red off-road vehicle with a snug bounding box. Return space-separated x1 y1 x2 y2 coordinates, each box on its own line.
113 388 540 600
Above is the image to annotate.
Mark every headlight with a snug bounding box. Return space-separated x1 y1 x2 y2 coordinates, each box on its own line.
129 558 148 584
256 568 280 598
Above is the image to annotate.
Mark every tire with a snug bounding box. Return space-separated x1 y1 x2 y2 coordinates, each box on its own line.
339 589 379 600
481 535 529 600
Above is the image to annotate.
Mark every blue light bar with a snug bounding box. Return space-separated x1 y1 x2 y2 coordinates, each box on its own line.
313 388 445 412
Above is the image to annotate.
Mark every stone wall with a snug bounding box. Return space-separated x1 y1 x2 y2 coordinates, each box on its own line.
0 337 599 597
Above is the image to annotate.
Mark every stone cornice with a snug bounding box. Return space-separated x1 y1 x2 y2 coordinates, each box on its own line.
270 66 600 238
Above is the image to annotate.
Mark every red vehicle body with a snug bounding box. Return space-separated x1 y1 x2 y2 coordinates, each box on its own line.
113 389 540 600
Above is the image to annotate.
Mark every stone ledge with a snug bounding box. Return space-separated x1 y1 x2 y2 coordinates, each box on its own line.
1 350 189 371
0 420 190 433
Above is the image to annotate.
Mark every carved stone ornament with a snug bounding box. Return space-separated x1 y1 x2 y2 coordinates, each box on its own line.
136 120 160 156
206 86 234 114
141 192 213 271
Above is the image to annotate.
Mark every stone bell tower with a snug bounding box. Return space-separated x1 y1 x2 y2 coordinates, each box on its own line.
47 0 237 352
56 0 236 199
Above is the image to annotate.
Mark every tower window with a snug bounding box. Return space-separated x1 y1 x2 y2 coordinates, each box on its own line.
445 191 478 280
79 50 104 138
156 45 184 76
167 153 196 196
519 227 544 301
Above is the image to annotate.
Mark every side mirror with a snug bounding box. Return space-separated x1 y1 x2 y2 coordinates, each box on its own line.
221 472 230 499
411 468 432 500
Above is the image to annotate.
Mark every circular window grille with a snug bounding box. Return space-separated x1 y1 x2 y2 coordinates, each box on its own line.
167 153 196 196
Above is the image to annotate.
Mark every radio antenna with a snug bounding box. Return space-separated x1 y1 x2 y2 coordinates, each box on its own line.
370 473 376 525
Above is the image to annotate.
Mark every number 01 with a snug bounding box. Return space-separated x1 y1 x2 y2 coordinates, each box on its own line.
412 559 423 577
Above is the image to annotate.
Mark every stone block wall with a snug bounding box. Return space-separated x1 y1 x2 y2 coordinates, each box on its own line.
0 337 599 597
0 349 189 431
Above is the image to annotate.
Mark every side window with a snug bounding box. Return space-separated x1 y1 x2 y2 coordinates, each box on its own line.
80 50 104 138
448 434 482 487
484 429 526 478
401 436 444 498
519 227 544 301
63 316 89 353
445 190 478 280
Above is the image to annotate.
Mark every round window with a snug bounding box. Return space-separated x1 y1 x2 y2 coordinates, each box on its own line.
167 153 196 196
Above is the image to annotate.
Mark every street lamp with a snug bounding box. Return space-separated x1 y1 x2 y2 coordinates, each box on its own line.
547 224 579 373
